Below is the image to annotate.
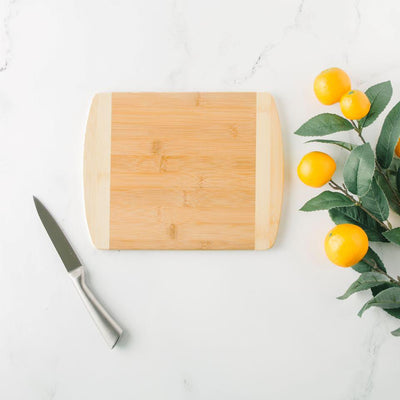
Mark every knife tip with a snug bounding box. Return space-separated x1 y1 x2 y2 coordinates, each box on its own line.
33 195 40 207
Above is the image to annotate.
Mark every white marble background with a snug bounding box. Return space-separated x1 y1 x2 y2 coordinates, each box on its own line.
1 0 400 399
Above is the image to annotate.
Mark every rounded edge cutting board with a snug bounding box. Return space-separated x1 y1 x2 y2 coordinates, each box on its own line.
84 92 283 250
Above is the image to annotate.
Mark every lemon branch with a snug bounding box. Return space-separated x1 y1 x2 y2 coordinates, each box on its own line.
328 180 400 282
351 121 400 207
364 259 400 284
375 161 400 205
350 120 366 143
329 180 391 230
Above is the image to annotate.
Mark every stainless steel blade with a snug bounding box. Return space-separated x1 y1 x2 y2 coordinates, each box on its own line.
33 196 82 272
33 196 123 348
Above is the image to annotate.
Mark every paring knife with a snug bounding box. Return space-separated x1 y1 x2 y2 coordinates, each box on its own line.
33 196 123 349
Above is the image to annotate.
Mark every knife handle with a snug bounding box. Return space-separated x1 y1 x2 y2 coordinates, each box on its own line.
69 266 123 349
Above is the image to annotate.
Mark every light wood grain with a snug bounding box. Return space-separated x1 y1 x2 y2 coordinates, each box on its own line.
255 93 284 249
83 93 111 249
110 92 255 249
84 92 283 250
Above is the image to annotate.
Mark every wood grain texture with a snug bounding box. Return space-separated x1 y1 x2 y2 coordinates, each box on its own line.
84 92 283 250
255 93 284 249
83 93 111 249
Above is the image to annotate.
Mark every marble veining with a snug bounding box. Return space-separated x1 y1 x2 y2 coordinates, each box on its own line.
233 0 306 84
351 321 385 400
0 0 15 72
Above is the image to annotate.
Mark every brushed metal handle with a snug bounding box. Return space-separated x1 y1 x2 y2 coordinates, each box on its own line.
69 266 123 349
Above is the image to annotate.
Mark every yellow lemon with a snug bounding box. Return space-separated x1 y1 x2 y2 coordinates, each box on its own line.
325 224 369 267
297 151 336 187
395 138 400 157
340 90 371 120
314 67 351 105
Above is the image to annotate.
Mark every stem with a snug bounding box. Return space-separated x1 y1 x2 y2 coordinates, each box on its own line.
364 259 400 284
376 162 400 205
329 180 390 230
351 120 366 143
351 122 400 209
355 202 389 230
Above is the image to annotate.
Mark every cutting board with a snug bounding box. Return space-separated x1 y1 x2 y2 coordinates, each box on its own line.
84 92 283 250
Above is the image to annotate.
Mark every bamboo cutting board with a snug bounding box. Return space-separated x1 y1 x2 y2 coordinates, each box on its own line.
84 92 283 250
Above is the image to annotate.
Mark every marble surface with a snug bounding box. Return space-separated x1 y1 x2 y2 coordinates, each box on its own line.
1 0 400 398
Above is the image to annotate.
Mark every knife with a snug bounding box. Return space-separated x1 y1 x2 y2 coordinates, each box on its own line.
33 196 123 349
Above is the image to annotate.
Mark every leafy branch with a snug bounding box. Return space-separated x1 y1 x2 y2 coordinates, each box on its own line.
365 259 400 284
328 180 390 230
295 80 400 337
355 120 400 208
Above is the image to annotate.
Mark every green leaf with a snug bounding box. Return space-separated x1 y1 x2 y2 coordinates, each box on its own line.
376 101 400 168
329 207 388 242
375 172 400 215
391 327 400 336
305 139 355 151
352 247 386 273
343 143 375 196
294 113 353 137
372 283 400 319
358 287 400 317
396 168 400 193
360 178 389 221
300 191 354 212
389 158 400 171
338 272 388 300
383 228 400 245
359 81 393 128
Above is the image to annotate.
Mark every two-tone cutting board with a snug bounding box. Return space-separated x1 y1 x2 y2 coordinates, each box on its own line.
84 92 283 250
